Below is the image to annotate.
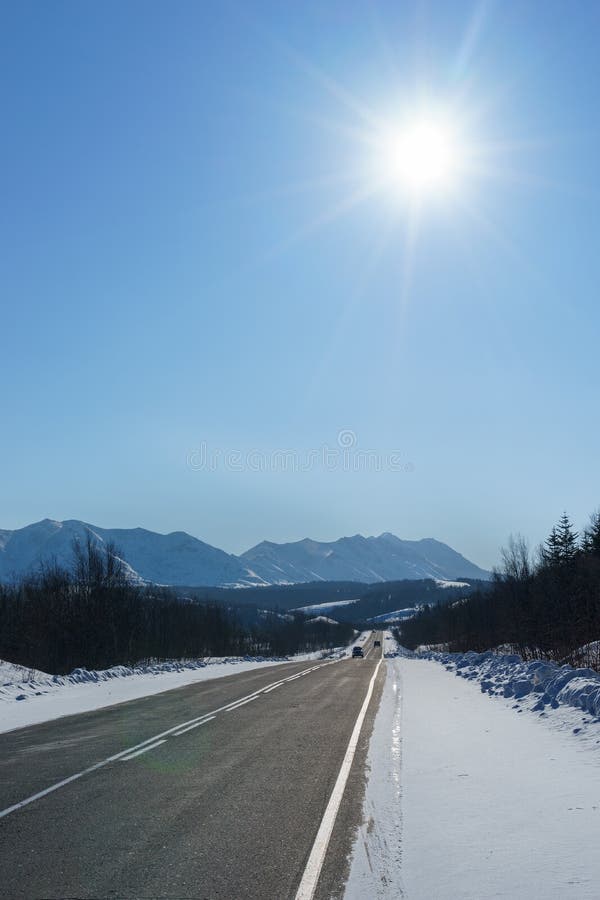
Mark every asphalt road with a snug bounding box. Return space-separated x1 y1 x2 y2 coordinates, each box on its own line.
0 633 386 900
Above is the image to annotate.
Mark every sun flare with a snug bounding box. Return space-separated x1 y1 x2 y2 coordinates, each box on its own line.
376 115 462 197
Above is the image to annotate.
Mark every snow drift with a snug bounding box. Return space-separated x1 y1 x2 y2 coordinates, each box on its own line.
420 648 600 720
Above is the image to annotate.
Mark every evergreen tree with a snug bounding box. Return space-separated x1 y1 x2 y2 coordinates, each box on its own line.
556 511 579 566
541 525 562 567
582 511 600 556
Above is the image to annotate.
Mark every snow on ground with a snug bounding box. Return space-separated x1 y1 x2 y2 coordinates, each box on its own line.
383 632 410 657
570 640 600 669
0 634 366 735
0 660 48 683
0 657 294 735
434 578 470 588
345 646 600 899
293 598 360 614
369 607 419 624
421 649 600 747
257 609 294 621
414 642 450 653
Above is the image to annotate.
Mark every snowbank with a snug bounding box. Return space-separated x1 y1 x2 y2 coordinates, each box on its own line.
1 655 286 697
0 660 48 683
383 632 414 658
0 656 296 735
419 648 600 736
415 641 450 653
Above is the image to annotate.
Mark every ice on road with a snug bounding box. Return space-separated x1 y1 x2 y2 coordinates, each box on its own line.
346 656 600 899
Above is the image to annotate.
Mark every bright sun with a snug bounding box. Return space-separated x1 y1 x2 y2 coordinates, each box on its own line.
376 116 462 197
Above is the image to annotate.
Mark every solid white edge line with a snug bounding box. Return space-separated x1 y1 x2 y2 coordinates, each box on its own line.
121 739 167 761
294 653 383 900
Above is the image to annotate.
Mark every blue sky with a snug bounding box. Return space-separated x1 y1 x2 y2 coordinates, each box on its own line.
2 0 599 568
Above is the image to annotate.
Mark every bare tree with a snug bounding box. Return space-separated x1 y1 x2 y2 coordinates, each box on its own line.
500 534 531 581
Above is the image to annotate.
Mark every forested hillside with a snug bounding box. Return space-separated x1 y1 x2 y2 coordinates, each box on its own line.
0 539 354 674
183 576 485 621
401 510 600 670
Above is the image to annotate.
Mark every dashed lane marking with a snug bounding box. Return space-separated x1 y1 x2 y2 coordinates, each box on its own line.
120 740 167 761
0 658 341 821
172 716 216 737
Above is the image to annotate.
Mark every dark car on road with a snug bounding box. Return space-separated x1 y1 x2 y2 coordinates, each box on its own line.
374 640 381 647
352 646 364 658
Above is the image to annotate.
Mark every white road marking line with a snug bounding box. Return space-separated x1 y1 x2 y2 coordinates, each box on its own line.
226 695 258 712
294 655 383 900
120 739 167 761
172 716 216 736
0 660 336 822
263 665 325 691
0 727 194 822
284 666 317 681
0 760 117 821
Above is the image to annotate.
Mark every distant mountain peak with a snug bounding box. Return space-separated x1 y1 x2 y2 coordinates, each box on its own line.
240 531 489 585
0 520 491 587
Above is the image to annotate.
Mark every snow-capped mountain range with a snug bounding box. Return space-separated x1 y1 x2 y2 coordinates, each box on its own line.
0 519 491 586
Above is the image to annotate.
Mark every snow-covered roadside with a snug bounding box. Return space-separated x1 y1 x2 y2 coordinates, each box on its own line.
383 632 412 657
0 657 294 735
0 660 48 683
345 651 600 899
421 649 600 749
344 647 405 899
0 634 365 735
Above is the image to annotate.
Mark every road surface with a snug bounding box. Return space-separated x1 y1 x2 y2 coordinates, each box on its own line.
0 633 385 899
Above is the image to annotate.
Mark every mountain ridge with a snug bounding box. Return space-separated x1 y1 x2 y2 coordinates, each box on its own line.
0 519 491 586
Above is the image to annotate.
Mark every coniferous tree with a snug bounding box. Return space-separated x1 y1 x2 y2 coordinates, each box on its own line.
541 525 562 567
400 504 600 670
556 512 579 566
582 511 600 555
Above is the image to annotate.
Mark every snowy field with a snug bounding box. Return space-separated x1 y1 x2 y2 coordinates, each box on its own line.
293 598 360 614
0 634 367 736
346 649 600 899
370 607 420 624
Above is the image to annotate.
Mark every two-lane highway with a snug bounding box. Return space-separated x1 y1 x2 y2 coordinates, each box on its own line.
0 633 385 899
